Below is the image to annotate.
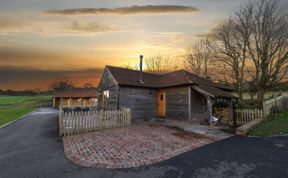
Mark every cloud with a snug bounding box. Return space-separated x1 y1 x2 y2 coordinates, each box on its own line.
45 5 199 16
0 47 94 70
0 18 120 34
0 19 27 31
195 32 216 39
195 27 218 40
67 21 121 33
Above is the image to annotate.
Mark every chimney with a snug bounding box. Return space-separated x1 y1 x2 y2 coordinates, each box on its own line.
139 55 144 84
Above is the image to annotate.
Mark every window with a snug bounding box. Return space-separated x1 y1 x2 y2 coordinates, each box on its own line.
103 90 109 98
102 90 110 110
160 94 164 101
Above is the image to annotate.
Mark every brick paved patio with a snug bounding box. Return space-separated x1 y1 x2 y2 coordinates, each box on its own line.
63 123 217 169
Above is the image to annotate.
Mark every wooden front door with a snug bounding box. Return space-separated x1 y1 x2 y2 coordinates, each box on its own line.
157 90 166 118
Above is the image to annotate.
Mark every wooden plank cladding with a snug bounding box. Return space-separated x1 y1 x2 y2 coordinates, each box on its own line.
58 107 131 136
157 89 166 118
166 86 190 120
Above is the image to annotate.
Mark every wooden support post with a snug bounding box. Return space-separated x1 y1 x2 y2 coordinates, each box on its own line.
207 96 212 123
68 98 71 106
84 99 87 107
229 99 235 127
53 98 56 108
188 86 191 121
59 106 63 136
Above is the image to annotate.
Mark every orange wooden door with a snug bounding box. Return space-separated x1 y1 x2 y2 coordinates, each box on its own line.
157 90 166 118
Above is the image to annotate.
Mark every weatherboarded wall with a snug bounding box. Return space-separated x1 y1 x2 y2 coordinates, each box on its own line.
165 86 208 121
166 86 190 120
97 68 119 110
190 88 208 120
119 86 157 120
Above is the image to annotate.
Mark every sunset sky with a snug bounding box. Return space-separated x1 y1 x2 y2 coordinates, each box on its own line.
1 0 285 90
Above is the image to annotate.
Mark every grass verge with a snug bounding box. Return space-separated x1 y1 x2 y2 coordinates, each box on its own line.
0 107 36 126
248 111 288 136
0 95 52 127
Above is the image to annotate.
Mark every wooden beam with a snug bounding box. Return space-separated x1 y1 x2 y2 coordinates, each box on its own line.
192 86 215 98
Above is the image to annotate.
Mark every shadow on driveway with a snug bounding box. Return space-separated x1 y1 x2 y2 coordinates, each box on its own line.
0 108 287 178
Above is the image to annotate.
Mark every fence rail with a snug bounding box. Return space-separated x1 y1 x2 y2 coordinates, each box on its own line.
263 94 288 115
59 108 131 136
235 109 264 125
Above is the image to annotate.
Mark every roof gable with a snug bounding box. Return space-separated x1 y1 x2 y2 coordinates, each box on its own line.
106 66 161 88
54 88 97 98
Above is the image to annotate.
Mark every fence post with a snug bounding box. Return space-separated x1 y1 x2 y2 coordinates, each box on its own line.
127 108 131 126
59 106 63 136
233 104 237 127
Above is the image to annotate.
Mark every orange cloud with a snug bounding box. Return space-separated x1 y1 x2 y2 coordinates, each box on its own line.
0 66 103 90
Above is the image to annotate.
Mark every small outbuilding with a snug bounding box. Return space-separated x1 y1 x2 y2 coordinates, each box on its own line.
53 88 97 108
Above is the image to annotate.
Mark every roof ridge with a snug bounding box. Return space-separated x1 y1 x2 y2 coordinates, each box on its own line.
182 70 193 84
106 65 190 76
106 65 159 76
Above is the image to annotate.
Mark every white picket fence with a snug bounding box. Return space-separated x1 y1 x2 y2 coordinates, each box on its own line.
59 108 131 136
235 109 264 125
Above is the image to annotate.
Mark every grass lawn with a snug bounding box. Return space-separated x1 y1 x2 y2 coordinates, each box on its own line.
248 111 288 136
0 95 52 126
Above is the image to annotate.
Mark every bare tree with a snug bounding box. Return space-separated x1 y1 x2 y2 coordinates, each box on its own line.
123 62 139 70
184 39 213 79
214 0 288 104
145 54 178 74
81 82 95 88
244 0 288 103
50 80 75 92
245 78 258 100
214 7 252 100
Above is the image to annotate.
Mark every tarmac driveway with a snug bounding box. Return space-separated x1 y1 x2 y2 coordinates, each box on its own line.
0 108 288 178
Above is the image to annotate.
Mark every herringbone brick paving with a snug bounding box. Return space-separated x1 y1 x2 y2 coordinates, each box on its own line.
63 123 217 168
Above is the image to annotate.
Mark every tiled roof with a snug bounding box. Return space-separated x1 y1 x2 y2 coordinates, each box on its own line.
106 65 233 90
54 88 97 98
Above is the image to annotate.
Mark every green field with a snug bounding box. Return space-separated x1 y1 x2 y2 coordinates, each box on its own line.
0 95 52 126
248 111 288 137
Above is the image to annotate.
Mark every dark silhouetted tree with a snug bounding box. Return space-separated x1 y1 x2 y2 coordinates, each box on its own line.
50 80 75 92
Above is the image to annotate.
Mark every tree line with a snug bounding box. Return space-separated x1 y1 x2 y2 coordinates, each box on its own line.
0 81 97 95
0 89 52 96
